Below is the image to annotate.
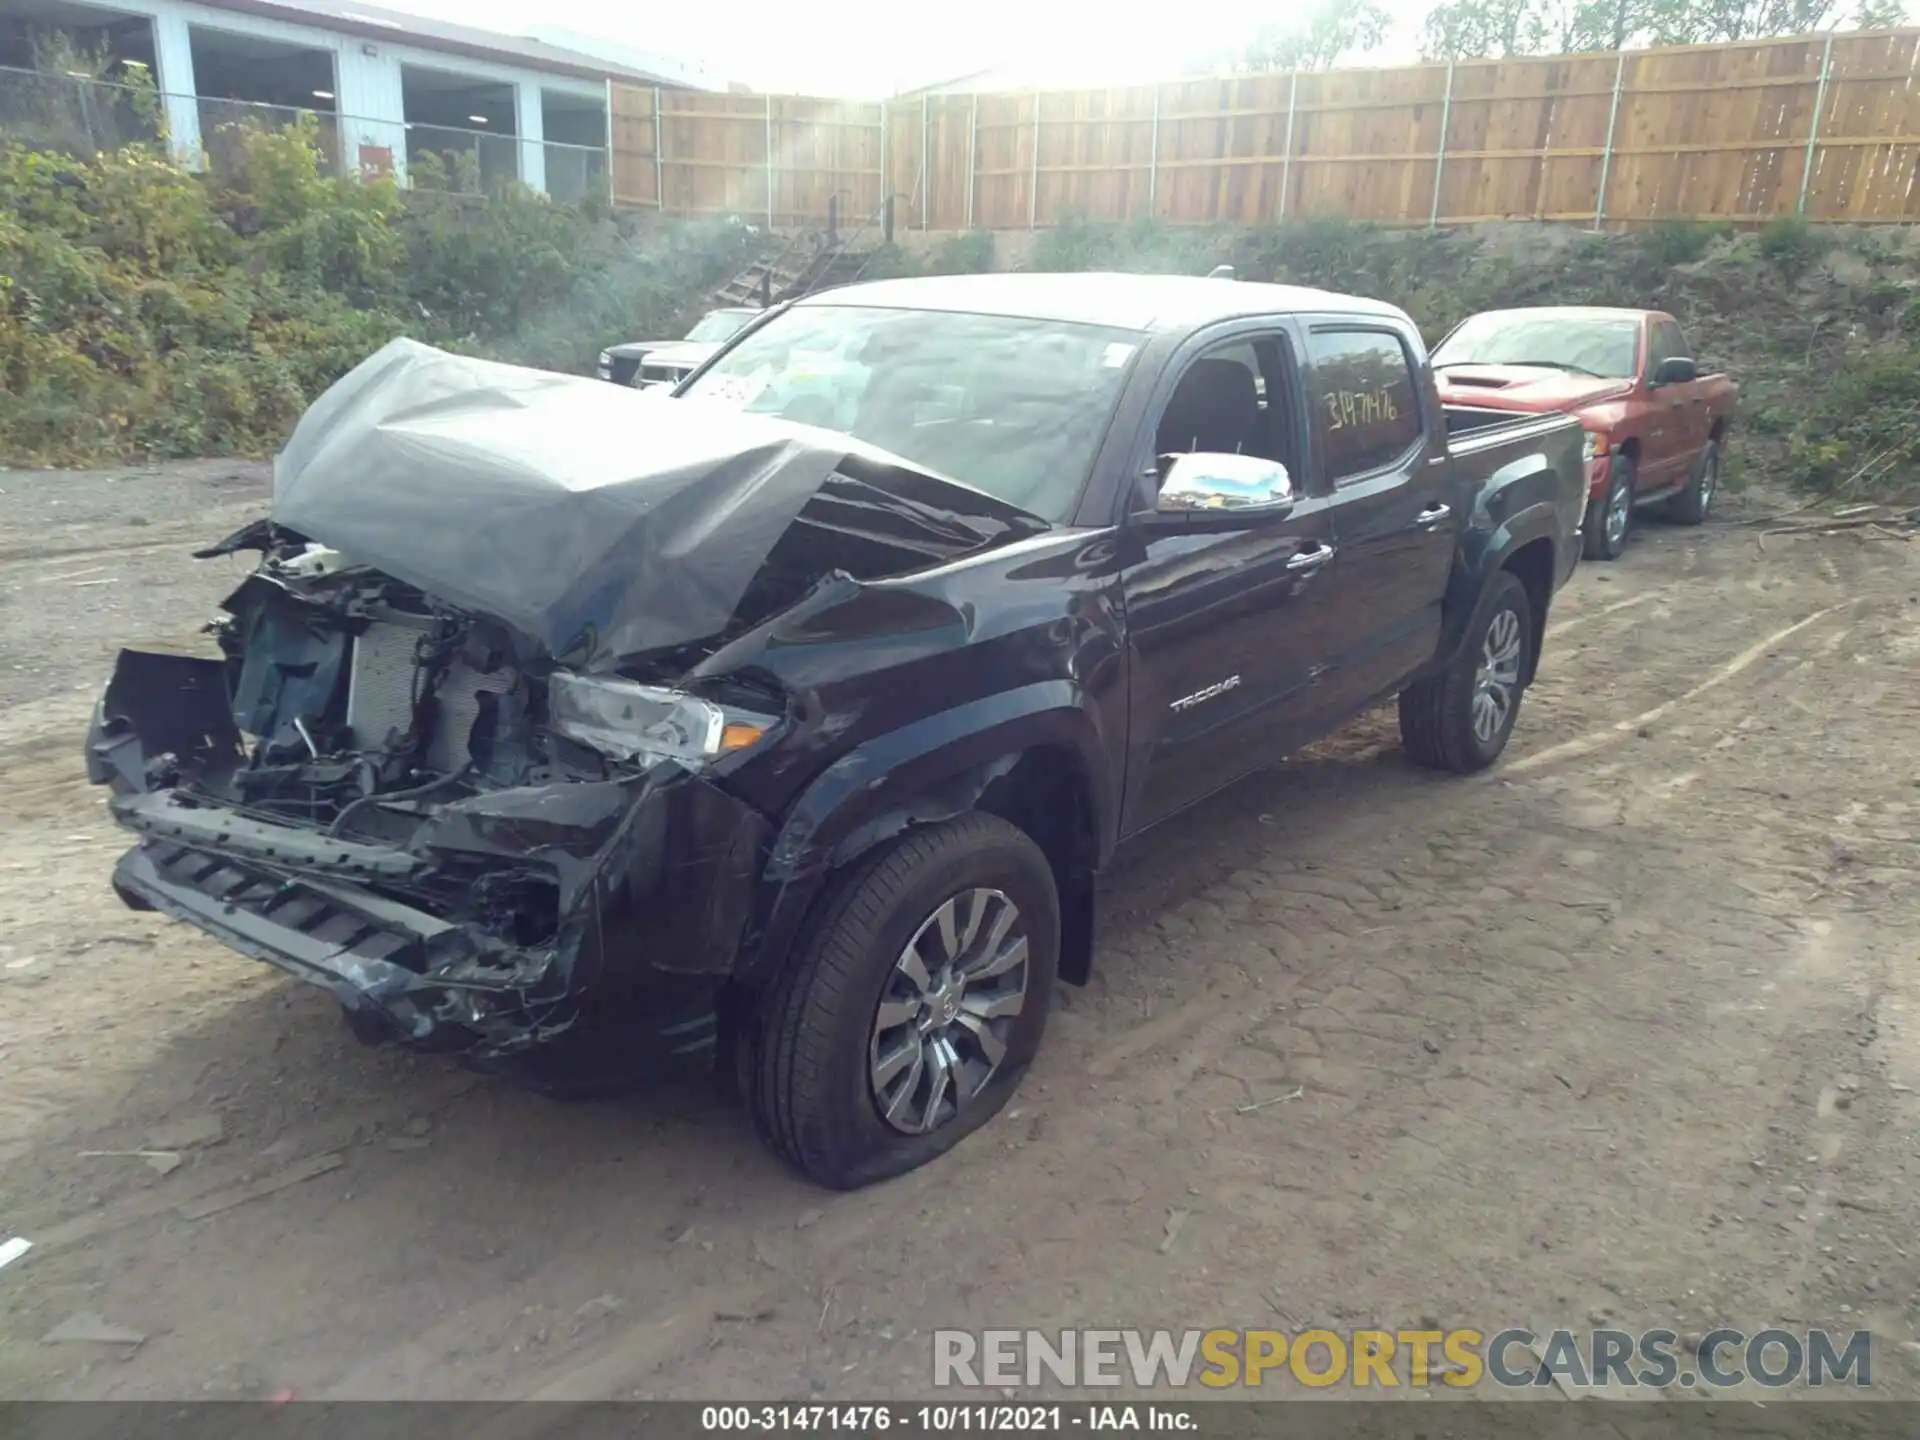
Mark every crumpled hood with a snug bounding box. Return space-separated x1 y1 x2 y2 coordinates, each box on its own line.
1435 365 1633 410
272 338 1037 669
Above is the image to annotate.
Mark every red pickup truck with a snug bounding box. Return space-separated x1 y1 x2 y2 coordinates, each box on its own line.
1431 307 1737 560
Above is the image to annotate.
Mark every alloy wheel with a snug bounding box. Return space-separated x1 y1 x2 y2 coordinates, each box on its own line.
1606 477 1632 547
868 888 1029 1135
1472 607 1524 745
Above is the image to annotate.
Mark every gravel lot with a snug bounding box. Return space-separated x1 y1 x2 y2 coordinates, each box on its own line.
1 460 1918 1402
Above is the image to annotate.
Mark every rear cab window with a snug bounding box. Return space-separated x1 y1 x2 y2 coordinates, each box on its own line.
1303 328 1424 483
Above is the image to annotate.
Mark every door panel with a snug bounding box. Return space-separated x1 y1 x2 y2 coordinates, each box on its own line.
1302 326 1456 716
1120 328 1339 836
1319 463 1454 712
1640 318 1692 490
1121 505 1340 833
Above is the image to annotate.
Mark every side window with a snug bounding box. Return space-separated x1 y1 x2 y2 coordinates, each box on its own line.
1305 328 1422 482
1648 319 1686 373
1152 335 1300 478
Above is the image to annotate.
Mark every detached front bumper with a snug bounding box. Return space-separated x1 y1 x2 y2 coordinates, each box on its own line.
111 836 501 1049
89 650 773 1063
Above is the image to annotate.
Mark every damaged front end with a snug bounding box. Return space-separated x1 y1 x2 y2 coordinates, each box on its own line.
87 338 1049 1066
88 535 775 1061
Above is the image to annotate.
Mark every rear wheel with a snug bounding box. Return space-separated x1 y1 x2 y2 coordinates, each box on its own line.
1666 438 1720 525
748 813 1058 1189
1582 454 1636 561
1399 570 1533 775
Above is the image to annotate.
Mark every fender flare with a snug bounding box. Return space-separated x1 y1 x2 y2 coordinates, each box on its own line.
1433 499 1565 677
735 681 1113 988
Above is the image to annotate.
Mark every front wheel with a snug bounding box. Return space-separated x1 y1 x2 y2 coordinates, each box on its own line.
1398 570 1534 774
748 813 1059 1189
1582 454 1636 561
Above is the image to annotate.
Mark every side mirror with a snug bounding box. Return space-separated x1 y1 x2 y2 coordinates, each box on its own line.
1652 356 1697 386
1153 452 1295 526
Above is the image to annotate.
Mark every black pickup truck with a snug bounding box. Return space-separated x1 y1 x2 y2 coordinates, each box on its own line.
86 274 1586 1189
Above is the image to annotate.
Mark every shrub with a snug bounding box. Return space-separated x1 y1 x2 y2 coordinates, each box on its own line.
1756 215 1833 274
844 241 921 281
1027 216 1226 274
1783 346 1920 497
0 127 756 465
1642 219 1732 267
926 230 996 275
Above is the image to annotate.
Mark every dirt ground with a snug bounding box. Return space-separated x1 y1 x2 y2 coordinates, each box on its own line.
1 459 1918 1403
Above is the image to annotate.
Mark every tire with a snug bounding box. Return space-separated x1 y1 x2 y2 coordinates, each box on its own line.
1398 570 1533 775
1666 438 1720 525
1581 453 1636 561
748 812 1059 1190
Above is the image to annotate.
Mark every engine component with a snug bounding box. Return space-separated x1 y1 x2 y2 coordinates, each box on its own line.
427 657 513 775
345 618 430 751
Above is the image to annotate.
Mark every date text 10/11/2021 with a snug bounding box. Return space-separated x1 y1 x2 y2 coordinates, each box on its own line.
700 1404 1198 1432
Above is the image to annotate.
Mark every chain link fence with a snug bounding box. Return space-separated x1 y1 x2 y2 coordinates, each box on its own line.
0 66 161 155
0 65 608 203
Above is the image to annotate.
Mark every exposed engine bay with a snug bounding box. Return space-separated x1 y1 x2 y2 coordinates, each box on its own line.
86 338 1047 1060
214 547 548 825
89 536 628 1047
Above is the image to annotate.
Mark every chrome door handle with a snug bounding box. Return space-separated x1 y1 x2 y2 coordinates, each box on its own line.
1416 503 1452 529
1285 542 1335 573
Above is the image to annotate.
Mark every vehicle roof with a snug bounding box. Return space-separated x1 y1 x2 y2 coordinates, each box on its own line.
793 272 1407 332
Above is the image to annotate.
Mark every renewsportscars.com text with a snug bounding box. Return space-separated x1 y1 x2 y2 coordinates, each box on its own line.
932 1327 1872 1390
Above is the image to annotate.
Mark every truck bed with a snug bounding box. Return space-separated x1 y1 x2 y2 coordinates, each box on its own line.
1442 403 1587 586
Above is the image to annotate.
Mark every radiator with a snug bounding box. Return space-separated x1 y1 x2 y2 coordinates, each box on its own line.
345 620 425 750
346 620 512 772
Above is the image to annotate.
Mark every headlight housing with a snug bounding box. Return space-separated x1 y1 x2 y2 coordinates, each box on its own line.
1583 430 1606 462
548 672 774 766
597 350 613 367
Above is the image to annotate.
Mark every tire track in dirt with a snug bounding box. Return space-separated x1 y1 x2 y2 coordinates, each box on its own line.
1507 603 1850 775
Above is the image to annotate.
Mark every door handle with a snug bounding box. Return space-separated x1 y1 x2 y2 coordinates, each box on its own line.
1285 542 1335 574
1416 502 1452 529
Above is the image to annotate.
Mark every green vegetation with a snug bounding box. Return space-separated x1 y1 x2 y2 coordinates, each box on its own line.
6 123 1919 501
0 120 755 465
1755 215 1835 275
1641 219 1733 268
1781 350 1920 497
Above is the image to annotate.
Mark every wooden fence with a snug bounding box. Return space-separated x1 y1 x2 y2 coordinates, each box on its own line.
609 28 1920 229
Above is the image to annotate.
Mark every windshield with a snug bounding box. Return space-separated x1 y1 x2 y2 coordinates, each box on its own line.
677 304 1143 521
1433 312 1639 379
686 310 756 343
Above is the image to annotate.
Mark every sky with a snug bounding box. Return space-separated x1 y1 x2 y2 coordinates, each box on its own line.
383 0 1438 96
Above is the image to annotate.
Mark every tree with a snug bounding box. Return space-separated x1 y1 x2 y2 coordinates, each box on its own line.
1419 0 1904 60
1232 0 1392 71
1421 0 1647 58
1642 0 1836 42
